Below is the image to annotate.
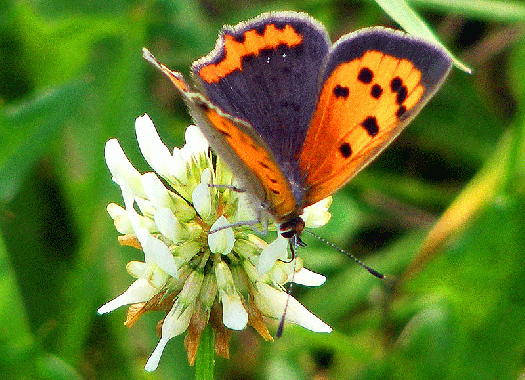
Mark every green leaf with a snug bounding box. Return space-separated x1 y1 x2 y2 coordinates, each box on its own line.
195 325 214 380
0 80 87 202
375 0 472 73
408 0 525 22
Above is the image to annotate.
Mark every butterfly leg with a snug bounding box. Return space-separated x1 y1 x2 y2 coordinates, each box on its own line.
209 208 270 236
208 219 260 234
207 184 271 234
208 183 246 193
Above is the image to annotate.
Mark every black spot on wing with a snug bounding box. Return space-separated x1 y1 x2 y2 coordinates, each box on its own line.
358 67 373 84
396 105 407 118
390 76 408 105
370 84 383 99
320 28 452 95
361 116 379 137
333 84 350 98
390 77 402 92
339 142 352 158
233 32 246 43
396 86 408 104
253 24 266 35
258 160 270 169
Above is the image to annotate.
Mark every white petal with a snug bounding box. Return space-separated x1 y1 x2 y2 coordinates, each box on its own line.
144 337 168 372
105 139 147 198
117 178 143 232
302 196 332 228
115 186 156 234
118 177 135 207
145 302 194 371
135 197 156 218
192 169 213 218
169 148 188 181
254 283 332 333
258 235 288 275
136 228 178 278
106 203 134 234
106 202 126 220
220 291 248 330
135 114 173 177
97 278 156 314
127 261 170 289
208 216 234 255
141 172 172 210
293 268 326 287
181 125 209 159
154 208 184 243
126 261 150 278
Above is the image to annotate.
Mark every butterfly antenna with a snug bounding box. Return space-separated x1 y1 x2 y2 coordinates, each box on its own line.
276 240 299 337
304 229 384 279
277 280 293 338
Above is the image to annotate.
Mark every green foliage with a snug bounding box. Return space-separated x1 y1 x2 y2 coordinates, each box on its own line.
1 0 524 378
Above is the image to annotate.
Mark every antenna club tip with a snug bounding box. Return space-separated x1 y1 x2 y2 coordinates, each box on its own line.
369 268 385 279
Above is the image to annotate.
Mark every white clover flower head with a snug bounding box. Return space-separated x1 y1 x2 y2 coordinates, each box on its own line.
100 114 332 370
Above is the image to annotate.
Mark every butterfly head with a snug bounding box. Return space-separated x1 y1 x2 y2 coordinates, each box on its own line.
278 217 306 262
279 215 305 238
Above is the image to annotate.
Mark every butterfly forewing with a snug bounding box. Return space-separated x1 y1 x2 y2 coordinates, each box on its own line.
299 28 452 206
191 12 330 164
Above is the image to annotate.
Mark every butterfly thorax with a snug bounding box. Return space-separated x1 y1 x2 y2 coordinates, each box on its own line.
273 159 307 240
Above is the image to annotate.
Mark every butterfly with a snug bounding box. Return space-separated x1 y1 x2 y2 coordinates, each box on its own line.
143 11 452 247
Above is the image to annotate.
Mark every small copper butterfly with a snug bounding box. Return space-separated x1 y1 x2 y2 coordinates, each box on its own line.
143 11 452 245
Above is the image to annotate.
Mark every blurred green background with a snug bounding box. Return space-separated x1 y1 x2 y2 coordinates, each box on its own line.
1 0 524 379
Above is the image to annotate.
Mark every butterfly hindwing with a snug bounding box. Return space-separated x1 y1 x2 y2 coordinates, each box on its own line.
299 28 453 206
142 48 297 220
188 97 299 219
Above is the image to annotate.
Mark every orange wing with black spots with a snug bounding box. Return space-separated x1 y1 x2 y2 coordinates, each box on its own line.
299 28 452 206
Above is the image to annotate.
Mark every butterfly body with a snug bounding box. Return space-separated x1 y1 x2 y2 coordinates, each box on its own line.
144 11 452 241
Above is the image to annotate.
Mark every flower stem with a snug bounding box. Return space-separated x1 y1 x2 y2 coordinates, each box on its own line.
195 325 215 380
